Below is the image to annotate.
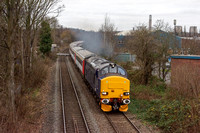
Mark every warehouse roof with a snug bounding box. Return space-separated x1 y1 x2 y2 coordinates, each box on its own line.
171 55 200 60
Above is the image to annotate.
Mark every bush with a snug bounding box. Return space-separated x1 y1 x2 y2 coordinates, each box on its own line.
127 70 143 85
26 57 52 90
128 99 158 119
120 61 133 70
131 85 164 100
146 100 193 132
129 98 199 132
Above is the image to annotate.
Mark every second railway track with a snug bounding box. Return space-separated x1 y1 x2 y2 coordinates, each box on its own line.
60 56 90 133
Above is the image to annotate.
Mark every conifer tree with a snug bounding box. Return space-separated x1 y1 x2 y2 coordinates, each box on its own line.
39 21 52 55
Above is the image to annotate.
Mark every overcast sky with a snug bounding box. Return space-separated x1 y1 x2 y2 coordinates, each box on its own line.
57 0 200 32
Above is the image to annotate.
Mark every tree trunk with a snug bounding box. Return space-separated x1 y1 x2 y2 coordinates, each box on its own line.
158 62 161 78
10 46 16 122
7 38 16 123
21 29 25 90
6 0 17 123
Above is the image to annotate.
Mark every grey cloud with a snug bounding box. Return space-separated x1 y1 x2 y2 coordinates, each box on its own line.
58 0 200 31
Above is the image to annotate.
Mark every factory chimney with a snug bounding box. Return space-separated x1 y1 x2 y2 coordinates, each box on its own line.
174 19 177 35
184 26 186 37
149 15 152 31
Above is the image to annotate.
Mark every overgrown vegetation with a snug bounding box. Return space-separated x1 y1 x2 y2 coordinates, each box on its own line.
0 0 62 131
121 62 200 132
0 57 53 132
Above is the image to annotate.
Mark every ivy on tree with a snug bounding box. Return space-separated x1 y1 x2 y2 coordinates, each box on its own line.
39 21 52 55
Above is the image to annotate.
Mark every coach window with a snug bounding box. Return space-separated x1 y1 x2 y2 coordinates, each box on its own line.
109 66 117 73
118 67 125 75
101 67 108 75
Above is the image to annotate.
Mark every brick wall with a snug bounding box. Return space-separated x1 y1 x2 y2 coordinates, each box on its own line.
171 56 200 98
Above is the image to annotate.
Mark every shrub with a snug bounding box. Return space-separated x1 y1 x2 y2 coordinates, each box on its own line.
127 70 143 85
25 57 52 91
146 100 198 132
131 85 164 100
120 61 133 70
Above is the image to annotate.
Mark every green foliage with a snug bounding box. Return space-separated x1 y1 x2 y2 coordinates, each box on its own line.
131 84 165 100
129 97 195 132
146 100 192 132
39 21 52 55
129 80 199 132
129 99 157 119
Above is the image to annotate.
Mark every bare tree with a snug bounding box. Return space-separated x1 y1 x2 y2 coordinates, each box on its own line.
153 20 174 80
22 0 63 85
0 0 62 126
0 0 25 124
127 26 157 85
99 14 117 57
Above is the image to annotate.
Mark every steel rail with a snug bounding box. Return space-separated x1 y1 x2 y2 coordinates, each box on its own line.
59 62 67 133
65 58 90 133
104 113 119 133
122 112 141 133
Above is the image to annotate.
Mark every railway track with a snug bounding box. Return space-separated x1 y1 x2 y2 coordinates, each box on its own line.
59 53 141 133
59 57 90 133
104 112 141 133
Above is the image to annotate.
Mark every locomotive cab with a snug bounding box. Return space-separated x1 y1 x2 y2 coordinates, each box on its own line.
99 64 130 112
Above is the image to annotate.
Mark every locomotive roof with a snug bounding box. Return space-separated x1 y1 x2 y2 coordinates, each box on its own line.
70 41 83 48
73 47 83 52
87 56 111 69
77 49 95 59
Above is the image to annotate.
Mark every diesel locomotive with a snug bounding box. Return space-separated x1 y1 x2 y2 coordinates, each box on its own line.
69 41 130 112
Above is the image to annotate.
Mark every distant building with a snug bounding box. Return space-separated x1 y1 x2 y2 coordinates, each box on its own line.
179 37 200 55
114 53 136 62
189 26 198 36
115 30 132 51
175 26 182 36
51 44 57 52
152 30 182 49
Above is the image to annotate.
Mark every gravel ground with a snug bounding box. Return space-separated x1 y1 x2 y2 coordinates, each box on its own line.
41 58 62 133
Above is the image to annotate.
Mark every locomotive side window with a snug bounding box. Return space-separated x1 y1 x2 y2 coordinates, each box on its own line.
101 67 108 75
118 67 125 75
109 66 117 73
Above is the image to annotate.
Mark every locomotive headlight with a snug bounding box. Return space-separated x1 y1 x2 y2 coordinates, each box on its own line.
123 92 130 96
102 99 109 104
123 99 130 104
102 92 108 95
